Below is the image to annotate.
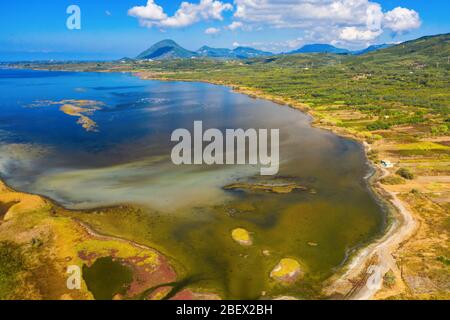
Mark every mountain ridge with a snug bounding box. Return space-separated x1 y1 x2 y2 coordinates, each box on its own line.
352 44 394 55
288 44 350 55
135 37 435 60
137 40 274 60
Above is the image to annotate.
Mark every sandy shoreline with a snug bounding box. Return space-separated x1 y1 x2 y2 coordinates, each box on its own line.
323 157 417 299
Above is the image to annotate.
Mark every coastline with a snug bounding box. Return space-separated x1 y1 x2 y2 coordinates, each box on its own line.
0 67 418 300
134 72 418 299
323 151 417 299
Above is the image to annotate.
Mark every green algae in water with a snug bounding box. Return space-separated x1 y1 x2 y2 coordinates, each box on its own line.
83 257 133 300
71 193 384 300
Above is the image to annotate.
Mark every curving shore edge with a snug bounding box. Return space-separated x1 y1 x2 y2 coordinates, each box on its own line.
134 73 419 300
232 84 418 300
323 147 417 299
0 67 419 300
235 86 418 300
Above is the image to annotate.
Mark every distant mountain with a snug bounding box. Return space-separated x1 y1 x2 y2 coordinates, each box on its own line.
137 40 273 60
286 43 396 56
196 46 235 59
136 39 407 61
117 57 134 63
136 39 197 60
232 47 273 59
289 44 350 54
197 46 273 59
353 44 394 55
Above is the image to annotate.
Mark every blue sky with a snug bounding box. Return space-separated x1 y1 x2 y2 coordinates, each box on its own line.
0 0 449 60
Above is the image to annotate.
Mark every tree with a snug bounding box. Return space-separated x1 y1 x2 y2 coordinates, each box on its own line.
396 168 414 180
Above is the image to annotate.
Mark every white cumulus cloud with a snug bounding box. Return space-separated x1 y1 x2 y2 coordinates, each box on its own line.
231 0 421 45
227 21 243 30
128 0 422 49
205 27 221 34
129 0 233 28
233 0 376 28
128 0 167 21
339 27 382 41
384 7 421 33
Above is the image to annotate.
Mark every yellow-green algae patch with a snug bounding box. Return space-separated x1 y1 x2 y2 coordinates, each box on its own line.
29 99 104 132
231 228 253 246
224 183 307 194
270 258 304 284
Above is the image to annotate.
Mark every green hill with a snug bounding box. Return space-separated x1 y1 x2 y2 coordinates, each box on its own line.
353 44 393 55
136 39 197 60
357 33 450 65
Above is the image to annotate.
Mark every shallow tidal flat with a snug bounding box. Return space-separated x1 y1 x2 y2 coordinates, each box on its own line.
0 69 386 299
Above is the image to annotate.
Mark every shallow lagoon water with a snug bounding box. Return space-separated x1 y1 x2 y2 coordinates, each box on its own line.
0 69 386 299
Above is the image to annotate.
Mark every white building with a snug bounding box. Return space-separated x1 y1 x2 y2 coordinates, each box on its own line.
381 160 394 168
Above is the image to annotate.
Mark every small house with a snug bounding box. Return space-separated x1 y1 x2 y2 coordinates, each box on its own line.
381 160 394 168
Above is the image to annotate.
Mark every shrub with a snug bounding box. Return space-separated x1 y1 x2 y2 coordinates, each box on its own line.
436 256 450 266
431 124 448 135
380 176 405 185
367 121 391 131
0 241 25 299
396 167 414 180
383 270 396 288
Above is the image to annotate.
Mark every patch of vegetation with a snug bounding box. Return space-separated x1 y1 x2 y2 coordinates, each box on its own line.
367 121 391 131
367 150 379 162
393 149 450 158
383 270 396 288
436 256 450 266
0 241 25 299
396 168 415 180
395 142 450 151
380 176 405 185
431 124 448 136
